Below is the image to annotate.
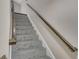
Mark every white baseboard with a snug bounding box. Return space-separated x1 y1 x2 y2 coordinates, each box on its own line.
9 46 12 59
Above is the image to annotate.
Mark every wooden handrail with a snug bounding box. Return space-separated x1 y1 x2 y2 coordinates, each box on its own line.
27 3 78 52
9 0 16 45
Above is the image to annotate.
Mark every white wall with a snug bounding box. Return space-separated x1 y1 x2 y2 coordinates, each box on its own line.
13 0 26 14
0 0 10 58
21 0 27 14
14 1 21 13
25 0 77 59
28 0 78 48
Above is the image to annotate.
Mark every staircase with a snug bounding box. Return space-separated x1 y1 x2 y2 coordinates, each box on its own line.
11 13 52 59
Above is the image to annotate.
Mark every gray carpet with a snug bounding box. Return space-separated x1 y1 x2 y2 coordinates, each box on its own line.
12 13 51 59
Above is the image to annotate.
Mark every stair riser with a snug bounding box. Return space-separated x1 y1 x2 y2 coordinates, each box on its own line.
12 13 51 59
